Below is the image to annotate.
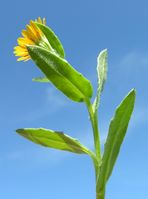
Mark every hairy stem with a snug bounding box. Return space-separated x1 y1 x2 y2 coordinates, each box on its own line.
96 188 105 199
85 98 105 199
85 99 101 176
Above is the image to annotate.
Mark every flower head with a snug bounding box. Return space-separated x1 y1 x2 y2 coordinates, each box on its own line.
14 17 50 61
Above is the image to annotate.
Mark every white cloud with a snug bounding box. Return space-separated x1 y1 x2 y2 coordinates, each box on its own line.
130 106 148 128
110 50 148 132
17 86 71 122
4 146 71 169
117 51 148 71
112 51 148 88
46 86 69 108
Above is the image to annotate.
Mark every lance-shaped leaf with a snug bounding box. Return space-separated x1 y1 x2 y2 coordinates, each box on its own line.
93 49 107 112
97 89 136 193
35 22 65 58
16 128 94 156
27 45 93 102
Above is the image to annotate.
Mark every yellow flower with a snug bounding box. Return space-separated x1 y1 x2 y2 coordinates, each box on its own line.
14 17 49 61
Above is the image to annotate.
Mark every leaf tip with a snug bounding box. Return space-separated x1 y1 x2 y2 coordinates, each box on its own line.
16 128 23 134
129 88 136 98
98 49 108 58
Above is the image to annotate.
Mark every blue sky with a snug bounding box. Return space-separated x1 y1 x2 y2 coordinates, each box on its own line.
0 0 148 198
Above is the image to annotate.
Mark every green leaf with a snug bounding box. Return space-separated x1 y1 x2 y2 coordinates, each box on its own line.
93 49 107 112
97 89 136 192
27 45 93 102
32 77 50 83
35 22 65 58
16 128 93 155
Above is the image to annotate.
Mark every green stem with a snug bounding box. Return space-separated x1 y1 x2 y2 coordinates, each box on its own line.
96 188 105 199
85 99 101 176
85 98 105 199
85 99 101 161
